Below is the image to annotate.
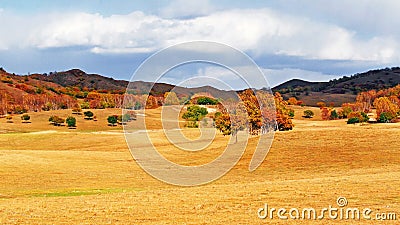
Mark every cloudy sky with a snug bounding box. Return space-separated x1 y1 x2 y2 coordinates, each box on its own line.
0 0 399 88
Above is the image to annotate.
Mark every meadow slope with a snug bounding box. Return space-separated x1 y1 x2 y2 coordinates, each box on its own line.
0 108 399 224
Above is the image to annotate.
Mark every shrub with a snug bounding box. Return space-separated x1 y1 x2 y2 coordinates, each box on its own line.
288 109 295 118
49 115 64 126
107 115 118 126
72 106 82 115
347 117 359 124
6 115 13 123
66 116 76 128
303 110 314 118
81 102 90 109
122 113 131 123
21 114 30 123
182 105 208 121
330 110 338 120
378 112 395 123
84 111 94 120
13 106 27 114
196 96 218 105
347 111 369 124
185 121 199 128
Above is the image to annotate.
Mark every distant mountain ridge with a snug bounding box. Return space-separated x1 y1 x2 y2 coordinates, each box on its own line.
11 68 238 100
272 67 400 106
2 66 400 107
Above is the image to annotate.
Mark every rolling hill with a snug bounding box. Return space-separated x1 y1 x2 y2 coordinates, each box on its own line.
2 66 400 110
272 67 400 106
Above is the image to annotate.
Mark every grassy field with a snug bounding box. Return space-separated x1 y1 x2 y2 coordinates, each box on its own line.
0 108 399 224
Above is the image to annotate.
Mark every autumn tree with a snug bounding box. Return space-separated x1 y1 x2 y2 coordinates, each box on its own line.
239 89 262 134
72 105 82 115
214 101 247 142
49 116 65 126
373 97 399 122
145 95 159 109
164 92 180 105
320 107 331 120
287 97 298 105
274 92 294 131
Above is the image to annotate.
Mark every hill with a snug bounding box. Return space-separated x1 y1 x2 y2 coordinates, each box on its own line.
2 66 400 112
272 67 400 106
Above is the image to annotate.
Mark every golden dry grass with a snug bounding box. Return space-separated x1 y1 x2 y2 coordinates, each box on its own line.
0 108 399 224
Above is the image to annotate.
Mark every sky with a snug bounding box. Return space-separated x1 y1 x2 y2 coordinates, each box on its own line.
0 0 400 88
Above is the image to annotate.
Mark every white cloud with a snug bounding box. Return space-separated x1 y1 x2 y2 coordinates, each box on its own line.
158 63 339 89
159 0 215 18
0 7 399 65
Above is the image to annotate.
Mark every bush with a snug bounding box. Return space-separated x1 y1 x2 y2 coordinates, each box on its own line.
378 112 395 123
66 116 76 128
185 121 199 128
72 107 82 115
84 111 94 119
21 114 30 123
49 115 65 126
107 115 118 126
182 105 208 121
347 111 369 124
330 110 338 120
81 102 90 109
122 113 131 123
288 109 295 118
196 97 218 105
347 117 359 124
303 110 314 118
6 115 13 123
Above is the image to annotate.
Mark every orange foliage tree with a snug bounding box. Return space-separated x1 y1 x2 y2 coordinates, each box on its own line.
373 97 399 122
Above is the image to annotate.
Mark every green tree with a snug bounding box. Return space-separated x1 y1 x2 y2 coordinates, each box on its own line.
21 114 31 123
122 113 131 123
66 116 76 128
182 105 208 121
182 105 208 128
330 110 338 120
84 111 94 120
197 96 218 105
107 115 118 126
303 110 314 118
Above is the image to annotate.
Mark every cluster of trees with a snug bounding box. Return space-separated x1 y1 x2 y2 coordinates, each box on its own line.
0 91 154 116
318 84 400 123
287 97 304 106
107 113 136 126
0 92 77 115
212 90 294 141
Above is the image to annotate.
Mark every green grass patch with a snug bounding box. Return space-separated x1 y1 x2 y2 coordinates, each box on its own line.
29 187 144 198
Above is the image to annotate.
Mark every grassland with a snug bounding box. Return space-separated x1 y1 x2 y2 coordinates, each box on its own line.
0 107 399 224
